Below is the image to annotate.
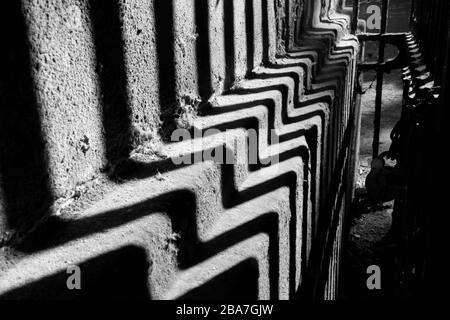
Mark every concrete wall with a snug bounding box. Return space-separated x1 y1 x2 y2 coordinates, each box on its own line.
0 0 358 299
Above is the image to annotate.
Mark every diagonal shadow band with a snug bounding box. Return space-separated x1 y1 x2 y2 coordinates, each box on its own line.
0 245 152 300
178 257 260 300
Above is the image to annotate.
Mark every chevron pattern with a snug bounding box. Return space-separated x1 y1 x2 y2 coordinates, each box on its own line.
0 0 358 300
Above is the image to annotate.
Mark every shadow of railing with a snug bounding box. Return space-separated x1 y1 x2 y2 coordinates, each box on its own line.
5 181 285 299
0 0 356 300
178 258 260 300
0 245 151 300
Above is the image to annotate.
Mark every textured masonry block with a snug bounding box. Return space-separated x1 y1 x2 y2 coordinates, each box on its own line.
0 0 359 300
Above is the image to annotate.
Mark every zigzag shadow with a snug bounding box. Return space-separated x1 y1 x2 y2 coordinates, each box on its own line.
301 0 351 41
8 126 316 298
6 183 284 299
239 51 350 205
198 84 323 231
286 42 355 81
111 62 327 278
0 0 356 301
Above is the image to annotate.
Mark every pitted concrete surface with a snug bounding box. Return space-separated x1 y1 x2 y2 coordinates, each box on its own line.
0 0 359 300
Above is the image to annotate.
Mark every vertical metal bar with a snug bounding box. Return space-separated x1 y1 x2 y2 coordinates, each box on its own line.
372 0 389 158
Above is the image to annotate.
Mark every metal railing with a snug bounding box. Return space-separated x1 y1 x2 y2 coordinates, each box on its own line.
355 0 409 159
353 0 450 298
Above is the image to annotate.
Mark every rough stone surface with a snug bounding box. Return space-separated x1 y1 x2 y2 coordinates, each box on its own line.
0 0 359 300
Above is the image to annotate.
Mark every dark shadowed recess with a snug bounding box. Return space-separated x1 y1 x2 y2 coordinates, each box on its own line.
89 0 133 166
245 0 255 75
154 0 178 140
0 245 151 300
195 0 213 102
0 2 54 235
223 0 236 88
262 0 270 62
